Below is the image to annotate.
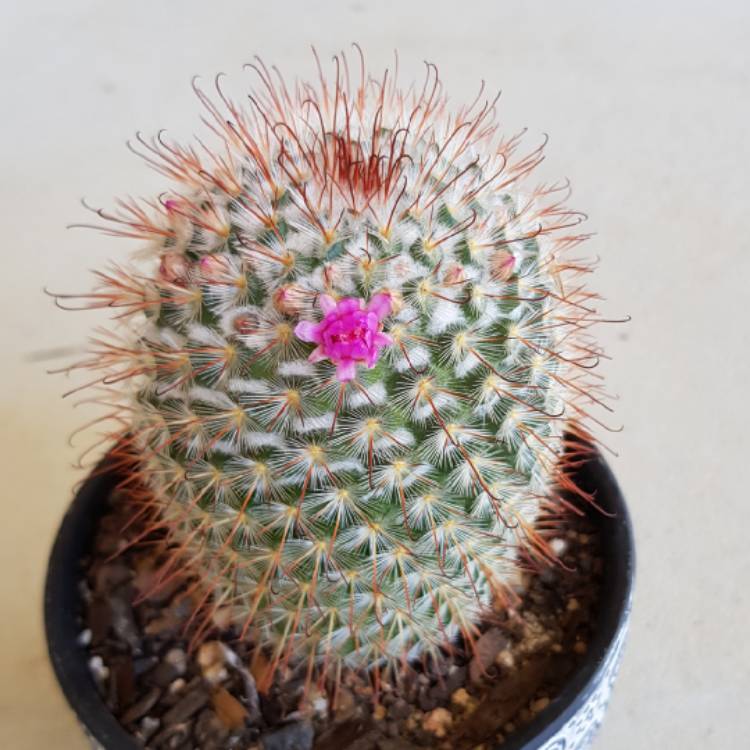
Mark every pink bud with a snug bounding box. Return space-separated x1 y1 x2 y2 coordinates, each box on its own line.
198 254 228 281
272 284 308 315
158 252 189 284
491 250 516 281
443 264 467 285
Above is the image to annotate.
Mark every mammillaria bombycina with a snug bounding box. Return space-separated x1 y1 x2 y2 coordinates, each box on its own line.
55 48 613 686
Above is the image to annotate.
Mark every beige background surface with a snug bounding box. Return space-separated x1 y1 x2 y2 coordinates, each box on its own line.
1 1 749 748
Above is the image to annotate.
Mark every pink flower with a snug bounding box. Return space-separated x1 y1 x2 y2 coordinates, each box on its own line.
294 293 393 382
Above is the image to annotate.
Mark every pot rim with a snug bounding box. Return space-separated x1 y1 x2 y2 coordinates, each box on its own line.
501 447 635 749
44 445 634 750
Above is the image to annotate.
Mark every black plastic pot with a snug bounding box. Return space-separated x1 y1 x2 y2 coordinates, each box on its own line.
45 447 634 750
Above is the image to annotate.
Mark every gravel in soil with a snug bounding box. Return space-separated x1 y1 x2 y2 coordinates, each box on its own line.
79 489 603 749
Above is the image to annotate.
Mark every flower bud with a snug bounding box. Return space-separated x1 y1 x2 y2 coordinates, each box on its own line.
272 284 308 315
490 250 516 281
443 263 467 286
158 252 189 284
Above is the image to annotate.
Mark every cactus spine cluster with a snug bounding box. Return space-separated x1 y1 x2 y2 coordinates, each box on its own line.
60 51 608 683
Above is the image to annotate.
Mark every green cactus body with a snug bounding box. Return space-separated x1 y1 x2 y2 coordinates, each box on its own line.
64 54 604 681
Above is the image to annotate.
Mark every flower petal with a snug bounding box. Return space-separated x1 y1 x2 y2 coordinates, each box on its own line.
319 294 337 314
337 297 362 314
308 345 327 363
336 359 357 381
366 293 392 320
294 320 321 343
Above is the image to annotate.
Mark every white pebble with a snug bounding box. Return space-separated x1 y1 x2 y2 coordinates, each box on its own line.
87 655 109 685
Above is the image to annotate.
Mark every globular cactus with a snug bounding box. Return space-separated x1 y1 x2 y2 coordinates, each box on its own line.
59 50 609 684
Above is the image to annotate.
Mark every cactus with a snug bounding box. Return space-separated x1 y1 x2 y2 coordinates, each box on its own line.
58 50 609 685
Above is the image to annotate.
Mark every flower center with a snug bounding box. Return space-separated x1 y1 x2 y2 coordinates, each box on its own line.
332 325 366 345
